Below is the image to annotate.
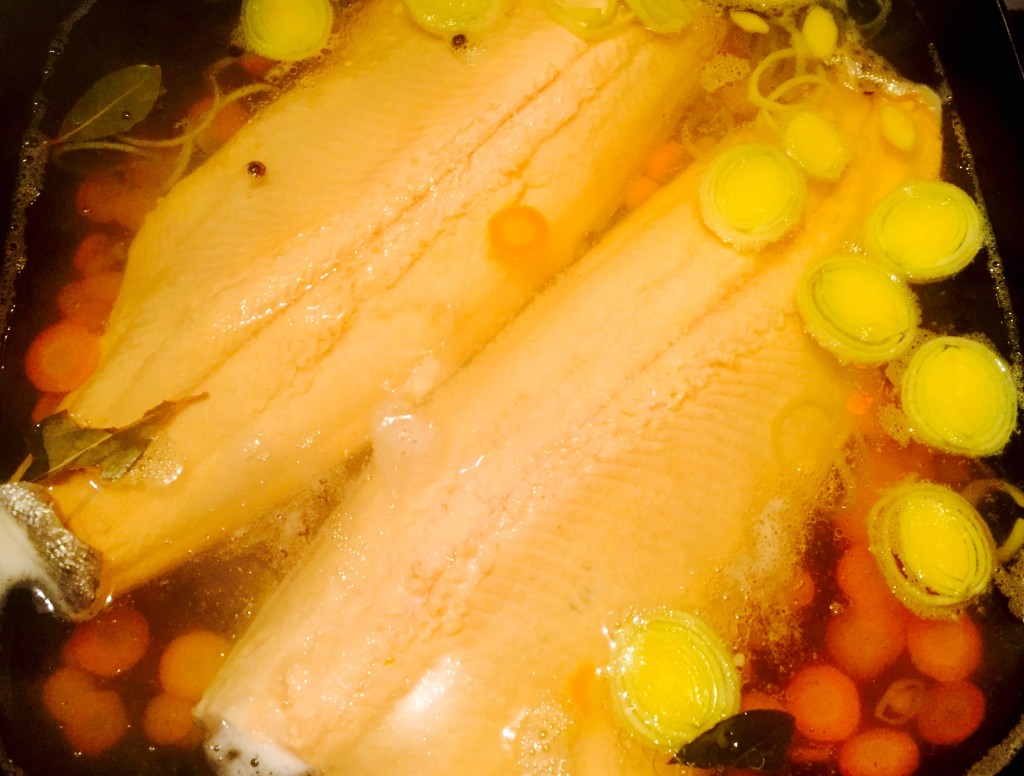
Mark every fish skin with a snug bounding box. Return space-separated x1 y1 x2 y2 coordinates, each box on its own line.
49 2 725 593
197 85 942 774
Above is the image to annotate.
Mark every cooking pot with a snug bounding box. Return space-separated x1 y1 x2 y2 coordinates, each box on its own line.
1 1 1023 773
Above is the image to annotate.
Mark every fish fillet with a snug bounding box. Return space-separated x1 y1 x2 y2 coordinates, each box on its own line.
48 2 724 592
197 85 942 775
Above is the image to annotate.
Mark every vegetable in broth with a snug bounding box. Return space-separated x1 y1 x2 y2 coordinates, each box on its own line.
1 0 1023 775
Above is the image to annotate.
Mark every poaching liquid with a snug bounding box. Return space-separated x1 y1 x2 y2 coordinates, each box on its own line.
1 1 1023 775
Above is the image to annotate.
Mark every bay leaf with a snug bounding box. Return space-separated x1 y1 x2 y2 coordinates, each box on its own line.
672 710 796 772
23 394 207 483
55 64 162 144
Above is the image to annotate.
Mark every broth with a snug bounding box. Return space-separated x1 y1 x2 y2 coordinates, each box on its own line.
1 1 1024 774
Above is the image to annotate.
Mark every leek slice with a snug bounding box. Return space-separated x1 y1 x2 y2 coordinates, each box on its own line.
868 480 996 616
783 110 848 181
960 479 1024 563
801 6 838 60
730 10 769 34
402 0 505 35
879 104 916 152
543 0 622 39
609 610 740 752
699 143 806 250
901 336 1017 457
796 255 918 364
624 0 699 33
865 182 984 282
240 0 333 62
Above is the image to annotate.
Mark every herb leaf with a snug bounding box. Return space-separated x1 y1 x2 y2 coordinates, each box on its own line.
673 710 796 772
55 64 162 144
24 394 207 483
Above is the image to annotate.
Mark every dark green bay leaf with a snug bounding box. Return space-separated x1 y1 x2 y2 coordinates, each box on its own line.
24 394 207 483
673 710 796 772
55 64 162 144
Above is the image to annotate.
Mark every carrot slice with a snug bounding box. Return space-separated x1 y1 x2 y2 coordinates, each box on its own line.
645 140 686 183
24 321 101 393
906 615 982 682
143 692 203 748
916 680 985 745
41 666 96 724
833 441 936 542
159 630 230 702
740 690 786 712
835 543 902 615
786 664 861 742
62 605 150 678
838 728 920 776
31 392 66 424
488 204 550 260
624 175 660 211
789 566 817 610
61 689 128 757
186 96 249 155
71 233 126 277
237 52 275 77
826 603 907 679
57 271 123 331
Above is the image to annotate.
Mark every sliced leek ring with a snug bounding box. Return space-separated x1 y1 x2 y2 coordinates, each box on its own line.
901 336 1018 457
241 0 333 62
783 110 848 181
609 610 740 752
868 480 996 616
865 182 984 282
625 0 699 33
402 0 505 35
796 255 918 364
699 143 806 251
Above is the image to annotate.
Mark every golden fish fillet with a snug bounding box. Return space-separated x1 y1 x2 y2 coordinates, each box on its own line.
49 2 724 593
197 85 941 775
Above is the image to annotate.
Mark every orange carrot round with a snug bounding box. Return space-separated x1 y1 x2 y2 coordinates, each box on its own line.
645 139 686 183
740 690 786 712
917 680 985 745
41 666 96 724
624 175 660 211
488 204 550 260
61 689 128 756
62 604 150 678
826 604 906 679
159 630 230 702
24 321 101 393
906 615 982 682
786 663 861 742
143 692 203 748
31 392 66 424
187 96 249 155
838 728 920 776
835 544 901 614
57 271 123 331
71 233 126 277
788 566 817 610
237 52 275 77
